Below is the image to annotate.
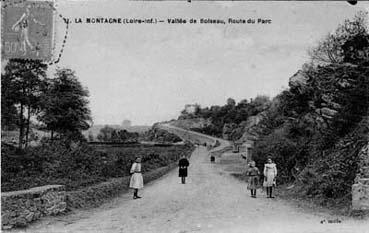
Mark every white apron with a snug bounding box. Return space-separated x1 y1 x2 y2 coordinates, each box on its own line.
263 163 277 187
129 162 144 189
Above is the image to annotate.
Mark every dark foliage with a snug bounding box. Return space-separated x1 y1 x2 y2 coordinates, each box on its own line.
179 96 270 139
38 68 92 138
1 141 194 192
96 125 139 143
143 125 182 143
1 59 48 148
253 13 369 203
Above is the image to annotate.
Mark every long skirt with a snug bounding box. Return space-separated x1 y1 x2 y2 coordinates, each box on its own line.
179 168 188 177
263 174 276 187
129 173 144 189
247 176 259 190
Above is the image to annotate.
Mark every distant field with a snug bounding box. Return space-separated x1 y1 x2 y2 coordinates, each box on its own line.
83 124 151 139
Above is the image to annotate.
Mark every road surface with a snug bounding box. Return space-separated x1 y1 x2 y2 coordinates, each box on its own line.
11 127 369 233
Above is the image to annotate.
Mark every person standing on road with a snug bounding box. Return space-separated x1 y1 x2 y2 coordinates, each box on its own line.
246 161 260 198
178 155 190 184
129 157 144 199
263 157 277 198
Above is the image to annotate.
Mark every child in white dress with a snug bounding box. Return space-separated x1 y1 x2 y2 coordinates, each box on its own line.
263 158 277 198
129 157 144 199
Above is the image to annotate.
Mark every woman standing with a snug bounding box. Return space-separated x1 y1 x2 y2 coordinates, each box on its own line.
263 158 277 198
246 161 260 198
129 157 144 199
178 155 190 184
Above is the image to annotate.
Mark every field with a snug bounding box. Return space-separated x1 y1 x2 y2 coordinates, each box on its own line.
1 143 194 192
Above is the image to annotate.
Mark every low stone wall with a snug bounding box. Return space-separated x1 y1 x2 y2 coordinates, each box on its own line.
1 164 180 229
1 185 66 229
1 145 194 229
66 163 179 209
352 143 369 212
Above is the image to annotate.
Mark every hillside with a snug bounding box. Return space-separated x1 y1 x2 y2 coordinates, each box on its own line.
170 13 369 211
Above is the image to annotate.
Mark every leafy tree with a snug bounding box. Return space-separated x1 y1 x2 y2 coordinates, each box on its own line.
1 59 48 148
88 132 94 142
226 98 236 107
1 73 18 131
309 11 368 65
97 125 114 142
97 126 140 143
38 68 92 140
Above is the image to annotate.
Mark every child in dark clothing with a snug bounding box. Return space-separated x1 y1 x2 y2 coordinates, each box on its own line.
246 161 260 198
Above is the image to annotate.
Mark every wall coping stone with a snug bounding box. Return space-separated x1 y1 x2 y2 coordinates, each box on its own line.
2 185 65 198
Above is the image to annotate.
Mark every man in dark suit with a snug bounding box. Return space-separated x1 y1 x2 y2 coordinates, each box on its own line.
178 155 190 184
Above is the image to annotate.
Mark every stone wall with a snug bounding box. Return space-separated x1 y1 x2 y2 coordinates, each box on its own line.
1 163 184 229
352 143 369 212
1 185 66 229
66 163 179 209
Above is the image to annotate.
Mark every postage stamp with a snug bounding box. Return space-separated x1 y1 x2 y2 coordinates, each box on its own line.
1 0 54 60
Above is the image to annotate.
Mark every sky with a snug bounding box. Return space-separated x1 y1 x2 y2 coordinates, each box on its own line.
49 0 368 126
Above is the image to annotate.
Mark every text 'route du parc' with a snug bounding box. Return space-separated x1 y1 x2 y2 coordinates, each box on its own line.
167 18 272 24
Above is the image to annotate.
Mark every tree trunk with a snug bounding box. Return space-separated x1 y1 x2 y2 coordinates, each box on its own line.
25 105 31 148
18 103 24 150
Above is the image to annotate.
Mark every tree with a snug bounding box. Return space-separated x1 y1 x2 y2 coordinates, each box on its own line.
38 68 92 140
1 59 48 148
97 125 114 142
88 132 94 142
226 98 236 107
309 11 368 65
1 73 18 131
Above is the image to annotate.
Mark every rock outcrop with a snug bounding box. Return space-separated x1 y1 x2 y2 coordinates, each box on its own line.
288 70 309 89
236 113 264 143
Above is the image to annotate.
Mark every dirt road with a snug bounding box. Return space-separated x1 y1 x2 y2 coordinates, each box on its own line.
11 129 369 233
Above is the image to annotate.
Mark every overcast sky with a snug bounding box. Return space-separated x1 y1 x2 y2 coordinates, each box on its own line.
52 0 368 126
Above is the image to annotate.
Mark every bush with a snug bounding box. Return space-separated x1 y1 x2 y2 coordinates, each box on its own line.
1 140 194 192
252 13 369 205
253 127 298 183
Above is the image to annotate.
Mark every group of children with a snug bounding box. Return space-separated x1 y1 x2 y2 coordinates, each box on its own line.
246 158 277 198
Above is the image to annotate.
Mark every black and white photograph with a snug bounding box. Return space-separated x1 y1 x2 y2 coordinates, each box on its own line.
1 0 369 232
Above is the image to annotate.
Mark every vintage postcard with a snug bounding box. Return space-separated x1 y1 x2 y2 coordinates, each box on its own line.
1 0 369 232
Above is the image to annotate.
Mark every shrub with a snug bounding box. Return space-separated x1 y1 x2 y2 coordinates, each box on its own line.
1 140 194 192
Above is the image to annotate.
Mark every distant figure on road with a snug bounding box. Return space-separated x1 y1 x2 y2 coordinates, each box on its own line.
178 155 190 184
130 157 144 199
246 161 260 198
263 157 277 198
210 155 215 163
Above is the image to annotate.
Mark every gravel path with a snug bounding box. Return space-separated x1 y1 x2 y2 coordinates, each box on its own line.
10 129 369 233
